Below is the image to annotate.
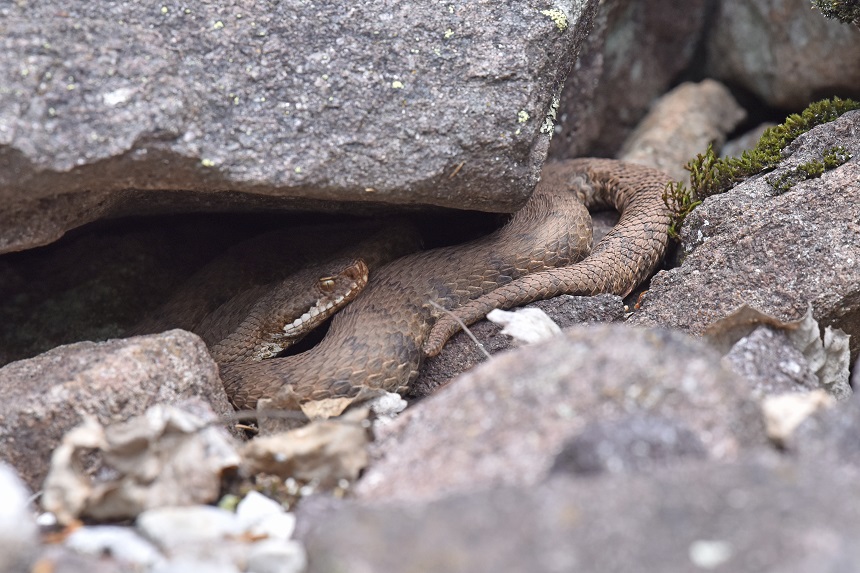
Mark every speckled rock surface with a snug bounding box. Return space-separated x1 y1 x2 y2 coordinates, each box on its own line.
0 330 230 491
411 293 624 396
723 326 820 398
305 457 860 573
629 110 860 358
356 324 762 503
705 0 860 109
0 0 598 253
549 0 708 159
549 413 708 475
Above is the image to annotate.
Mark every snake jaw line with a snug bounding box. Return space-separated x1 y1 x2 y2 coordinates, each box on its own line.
279 287 360 338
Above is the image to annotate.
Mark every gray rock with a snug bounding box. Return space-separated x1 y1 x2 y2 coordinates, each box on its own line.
0 0 598 253
529 292 625 329
854 353 860 389
550 413 707 475
356 324 762 503
705 0 860 109
793 393 860 464
0 463 38 573
630 110 860 360
619 80 746 182
550 0 709 158
723 326 820 398
42 400 241 525
411 293 623 397
305 458 860 573
0 330 230 491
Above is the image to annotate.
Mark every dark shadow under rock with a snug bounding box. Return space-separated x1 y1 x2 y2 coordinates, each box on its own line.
723 326 821 398
550 413 707 476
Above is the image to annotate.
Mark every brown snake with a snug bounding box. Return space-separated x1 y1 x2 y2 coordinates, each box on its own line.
200 158 673 410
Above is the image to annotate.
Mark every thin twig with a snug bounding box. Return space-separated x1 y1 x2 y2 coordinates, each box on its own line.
428 300 491 360
220 409 309 423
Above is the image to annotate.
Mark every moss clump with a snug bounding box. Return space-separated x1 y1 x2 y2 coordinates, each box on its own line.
768 146 852 193
811 0 860 25
662 97 859 237
662 181 701 239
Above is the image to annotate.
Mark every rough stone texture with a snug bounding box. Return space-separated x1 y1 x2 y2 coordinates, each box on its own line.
0 219 244 367
0 0 598 254
631 110 860 359
705 0 860 110
793 393 860 464
618 80 746 182
305 458 860 573
549 413 707 475
0 330 231 491
411 293 624 396
853 353 860 388
549 0 708 159
356 324 762 503
723 326 821 398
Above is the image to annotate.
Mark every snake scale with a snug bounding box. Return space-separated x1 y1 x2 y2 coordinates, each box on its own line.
197 158 673 410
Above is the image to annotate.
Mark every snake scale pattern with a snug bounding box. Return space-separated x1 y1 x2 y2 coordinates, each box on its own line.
211 158 672 410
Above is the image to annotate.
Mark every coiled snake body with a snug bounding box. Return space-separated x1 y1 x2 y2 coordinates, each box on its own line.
210 158 672 410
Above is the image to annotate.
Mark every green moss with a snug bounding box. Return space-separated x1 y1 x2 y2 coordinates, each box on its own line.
662 181 701 240
662 97 859 236
811 0 860 24
767 146 852 193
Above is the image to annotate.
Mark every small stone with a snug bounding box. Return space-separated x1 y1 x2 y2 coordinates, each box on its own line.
236 491 284 528
250 513 299 543
246 539 308 573
762 390 835 447
486 307 561 346
137 506 242 552
688 540 734 569
236 491 297 542
65 526 164 568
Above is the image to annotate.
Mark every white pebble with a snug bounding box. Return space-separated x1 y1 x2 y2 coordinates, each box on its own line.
66 525 164 567
137 506 242 551
236 491 284 528
246 539 307 573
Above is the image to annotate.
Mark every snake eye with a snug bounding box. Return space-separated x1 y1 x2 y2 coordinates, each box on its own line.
318 276 336 292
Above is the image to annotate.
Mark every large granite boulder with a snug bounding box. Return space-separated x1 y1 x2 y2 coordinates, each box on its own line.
0 0 598 253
